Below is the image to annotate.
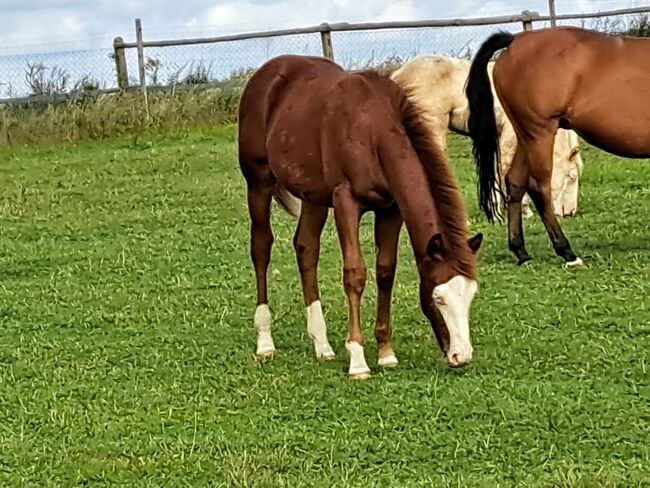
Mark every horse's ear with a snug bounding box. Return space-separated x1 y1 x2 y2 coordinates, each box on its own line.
468 233 483 254
426 234 443 258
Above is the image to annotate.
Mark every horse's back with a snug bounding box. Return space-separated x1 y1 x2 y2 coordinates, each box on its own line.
391 56 472 129
238 55 343 161
392 55 506 135
494 27 650 155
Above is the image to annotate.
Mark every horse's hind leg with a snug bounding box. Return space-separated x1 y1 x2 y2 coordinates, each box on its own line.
244 162 276 356
374 205 402 368
333 184 370 380
293 202 335 360
525 137 582 266
505 145 533 265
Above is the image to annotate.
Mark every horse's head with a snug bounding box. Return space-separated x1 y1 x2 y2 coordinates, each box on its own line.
552 129 583 217
417 233 483 367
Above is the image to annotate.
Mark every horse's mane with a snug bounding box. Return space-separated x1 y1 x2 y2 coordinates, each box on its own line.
357 70 477 279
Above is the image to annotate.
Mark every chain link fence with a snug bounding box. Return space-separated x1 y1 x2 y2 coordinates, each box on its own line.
0 7 648 101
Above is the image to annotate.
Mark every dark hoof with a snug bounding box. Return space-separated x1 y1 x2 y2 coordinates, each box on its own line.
517 255 533 266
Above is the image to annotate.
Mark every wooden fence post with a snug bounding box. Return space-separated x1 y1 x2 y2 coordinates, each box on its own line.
320 23 334 60
113 37 129 90
134 18 150 119
548 0 557 27
135 19 146 87
521 10 535 31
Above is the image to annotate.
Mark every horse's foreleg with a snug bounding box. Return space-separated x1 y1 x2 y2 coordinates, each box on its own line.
293 202 335 360
333 184 370 379
373 205 402 368
526 138 582 267
246 180 276 356
505 145 532 265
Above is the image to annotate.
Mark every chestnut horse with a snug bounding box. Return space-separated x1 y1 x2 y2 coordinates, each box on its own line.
466 27 650 266
238 55 482 379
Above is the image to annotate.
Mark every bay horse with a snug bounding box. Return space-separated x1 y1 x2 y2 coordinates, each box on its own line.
466 27 650 266
238 55 483 379
391 55 583 218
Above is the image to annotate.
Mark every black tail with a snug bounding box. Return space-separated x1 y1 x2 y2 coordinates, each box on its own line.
466 31 515 223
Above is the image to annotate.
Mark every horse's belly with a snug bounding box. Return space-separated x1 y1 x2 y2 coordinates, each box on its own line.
569 97 650 158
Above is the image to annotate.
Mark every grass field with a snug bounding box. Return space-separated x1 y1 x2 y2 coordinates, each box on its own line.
0 126 648 487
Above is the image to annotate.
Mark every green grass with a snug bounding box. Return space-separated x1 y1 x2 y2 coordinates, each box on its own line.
0 126 648 487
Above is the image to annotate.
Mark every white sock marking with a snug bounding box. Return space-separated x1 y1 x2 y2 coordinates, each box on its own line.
306 301 335 359
566 257 584 268
345 341 370 378
254 304 275 356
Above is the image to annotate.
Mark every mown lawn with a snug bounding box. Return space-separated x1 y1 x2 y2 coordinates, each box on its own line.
0 126 648 487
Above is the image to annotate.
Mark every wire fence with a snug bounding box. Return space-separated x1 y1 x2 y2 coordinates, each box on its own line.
0 6 649 102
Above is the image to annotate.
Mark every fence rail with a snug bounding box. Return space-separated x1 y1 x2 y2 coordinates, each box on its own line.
2 5 649 104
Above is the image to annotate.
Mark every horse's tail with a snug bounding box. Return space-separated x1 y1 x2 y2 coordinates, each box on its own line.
273 185 301 219
466 31 515 223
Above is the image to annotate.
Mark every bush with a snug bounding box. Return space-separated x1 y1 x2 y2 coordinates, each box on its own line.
625 14 650 37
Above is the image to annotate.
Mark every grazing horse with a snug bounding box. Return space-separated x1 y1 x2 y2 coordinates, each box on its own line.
391 55 583 217
466 27 650 265
238 55 482 379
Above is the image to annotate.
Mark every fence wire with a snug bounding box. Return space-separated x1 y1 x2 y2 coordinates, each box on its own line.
0 47 115 98
0 9 647 100
130 33 322 87
331 23 522 71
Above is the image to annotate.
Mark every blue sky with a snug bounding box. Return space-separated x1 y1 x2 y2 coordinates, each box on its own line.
1 0 648 49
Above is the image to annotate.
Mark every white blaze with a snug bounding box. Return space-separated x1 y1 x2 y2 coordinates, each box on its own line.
432 275 477 366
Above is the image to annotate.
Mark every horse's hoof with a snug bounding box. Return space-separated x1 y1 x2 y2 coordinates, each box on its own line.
318 350 336 361
565 257 584 268
256 348 275 358
349 371 371 380
378 355 399 368
517 256 533 266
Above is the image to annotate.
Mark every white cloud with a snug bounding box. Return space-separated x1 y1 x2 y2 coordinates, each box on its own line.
192 0 424 32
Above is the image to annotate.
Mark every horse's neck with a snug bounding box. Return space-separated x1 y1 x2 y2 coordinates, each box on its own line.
379 142 441 261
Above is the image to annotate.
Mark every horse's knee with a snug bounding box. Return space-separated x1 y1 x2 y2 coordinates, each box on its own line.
344 266 366 296
376 264 396 292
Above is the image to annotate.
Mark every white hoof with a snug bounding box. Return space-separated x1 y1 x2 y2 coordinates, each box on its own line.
316 346 336 360
256 343 275 357
346 341 371 379
349 371 371 380
256 329 275 357
565 257 584 268
378 354 399 368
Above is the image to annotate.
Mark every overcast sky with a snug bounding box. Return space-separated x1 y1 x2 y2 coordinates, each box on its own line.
1 0 648 48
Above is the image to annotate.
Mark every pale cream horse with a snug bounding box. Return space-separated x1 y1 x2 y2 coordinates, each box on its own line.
391 55 583 217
